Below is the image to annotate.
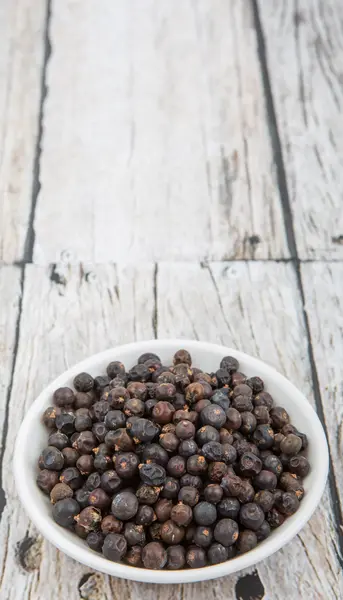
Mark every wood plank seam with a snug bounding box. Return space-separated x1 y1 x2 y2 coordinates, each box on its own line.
0 265 25 521
253 0 343 566
23 0 52 263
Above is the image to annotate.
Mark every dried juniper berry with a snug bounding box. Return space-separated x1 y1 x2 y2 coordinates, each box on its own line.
159 431 179 452
152 400 175 424
85 471 101 491
211 389 230 411
240 411 257 435
280 434 302 456
193 526 213 548
246 376 264 394
201 441 223 462
154 498 173 522
75 391 95 410
92 422 108 443
129 363 150 383
237 530 257 553
270 406 290 430
288 455 310 478
124 522 146 546
253 406 270 425
221 443 237 465
204 484 223 504
107 361 126 379
136 504 156 526
262 454 283 477
76 454 94 475
75 506 102 534
178 439 198 458
196 425 220 446
252 424 274 450
75 487 91 509
256 520 271 542
275 491 300 515
74 372 94 393
166 545 186 570
124 397 145 418
237 479 255 504
50 482 73 504
253 470 277 491
240 503 264 531
175 420 195 440
88 487 111 509
60 467 83 490
111 491 138 520
254 490 274 512
231 371 247 386
129 418 159 443
239 452 262 477
208 543 229 565
161 520 185 545
142 542 167 569
37 469 60 494
55 411 76 436
161 477 180 499
170 503 193 527
220 355 239 373
114 452 139 479
225 407 242 430
217 497 240 519
42 406 59 429
214 518 239 546
94 375 110 396
53 387 75 408
185 382 205 403
93 453 112 472
216 368 231 387
186 545 207 568
125 545 143 567
103 533 127 562
136 484 161 505
178 485 199 507
208 461 228 483
74 408 93 432
92 399 110 421
279 472 304 499
139 463 166 486
48 431 70 451
186 454 208 476
101 515 123 534
266 507 285 528
40 446 64 471
87 531 105 552
105 428 134 452
221 473 243 497
141 443 168 467
167 456 186 479
173 349 192 366
52 498 80 528
73 430 97 454
193 501 217 526
127 381 148 401
200 404 226 429
194 399 211 413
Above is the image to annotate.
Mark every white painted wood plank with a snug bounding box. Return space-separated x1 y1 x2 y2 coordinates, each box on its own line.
34 0 288 263
157 262 342 600
258 0 343 259
0 263 155 600
0 267 21 454
302 263 343 512
0 0 47 263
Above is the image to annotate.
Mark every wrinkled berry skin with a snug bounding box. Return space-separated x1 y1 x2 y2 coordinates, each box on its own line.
102 533 127 562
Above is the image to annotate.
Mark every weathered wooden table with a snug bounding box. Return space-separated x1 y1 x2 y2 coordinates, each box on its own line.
1 1 342 598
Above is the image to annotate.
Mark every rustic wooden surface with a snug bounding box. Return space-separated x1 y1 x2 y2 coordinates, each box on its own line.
0 1 342 599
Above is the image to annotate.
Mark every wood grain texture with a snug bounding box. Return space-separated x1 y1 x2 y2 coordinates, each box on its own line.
1 263 341 599
33 0 288 263
0 0 47 263
302 262 343 514
258 0 343 259
0 263 155 600
157 262 342 600
0 267 21 455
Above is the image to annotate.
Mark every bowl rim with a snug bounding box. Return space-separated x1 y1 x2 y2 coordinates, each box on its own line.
14 339 329 584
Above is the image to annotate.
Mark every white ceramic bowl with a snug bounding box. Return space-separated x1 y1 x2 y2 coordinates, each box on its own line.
14 339 328 584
